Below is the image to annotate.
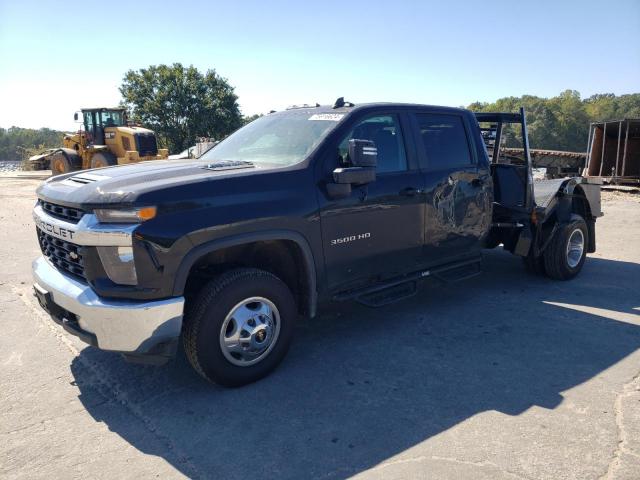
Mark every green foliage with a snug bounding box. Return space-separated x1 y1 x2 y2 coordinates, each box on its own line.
468 91 640 151
242 114 262 126
0 127 63 161
120 63 243 153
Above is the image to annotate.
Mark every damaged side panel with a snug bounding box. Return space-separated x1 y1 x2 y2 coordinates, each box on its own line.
423 168 492 264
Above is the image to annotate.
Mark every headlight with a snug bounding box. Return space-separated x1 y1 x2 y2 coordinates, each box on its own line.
94 206 157 223
97 246 137 285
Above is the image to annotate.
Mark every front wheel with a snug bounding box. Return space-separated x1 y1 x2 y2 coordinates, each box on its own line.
543 214 588 280
90 152 117 169
183 268 296 386
50 152 72 175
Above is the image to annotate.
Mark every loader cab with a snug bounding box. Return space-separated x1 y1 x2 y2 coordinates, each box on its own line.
80 108 126 146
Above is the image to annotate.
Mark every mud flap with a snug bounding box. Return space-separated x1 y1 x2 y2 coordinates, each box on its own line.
514 224 533 257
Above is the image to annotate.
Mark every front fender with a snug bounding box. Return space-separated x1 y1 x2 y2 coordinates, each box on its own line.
172 229 318 317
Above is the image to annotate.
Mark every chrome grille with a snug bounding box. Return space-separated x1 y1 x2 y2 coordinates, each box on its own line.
37 229 86 280
39 200 85 224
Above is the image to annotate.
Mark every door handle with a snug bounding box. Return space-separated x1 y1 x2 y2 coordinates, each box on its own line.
400 187 421 196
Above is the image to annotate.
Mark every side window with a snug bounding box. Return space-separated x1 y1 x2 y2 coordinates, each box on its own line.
338 114 407 173
83 112 94 134
416 114 473 171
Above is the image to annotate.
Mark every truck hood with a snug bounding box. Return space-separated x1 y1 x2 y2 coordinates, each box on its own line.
36 159 270 207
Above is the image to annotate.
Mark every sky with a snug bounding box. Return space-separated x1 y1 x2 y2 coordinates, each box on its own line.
1 0 638 131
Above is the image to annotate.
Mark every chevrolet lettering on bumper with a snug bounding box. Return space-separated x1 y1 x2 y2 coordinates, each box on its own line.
33 215 76 240
32 204 137 246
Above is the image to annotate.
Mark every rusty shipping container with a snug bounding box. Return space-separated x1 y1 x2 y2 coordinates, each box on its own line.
585 119 640 184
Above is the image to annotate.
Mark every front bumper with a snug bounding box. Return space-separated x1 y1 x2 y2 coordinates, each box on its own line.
32 256 184 360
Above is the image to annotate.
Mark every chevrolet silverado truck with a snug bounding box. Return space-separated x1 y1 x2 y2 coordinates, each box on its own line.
32 99 602 386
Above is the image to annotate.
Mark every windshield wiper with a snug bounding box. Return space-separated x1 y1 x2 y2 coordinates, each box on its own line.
202 160 255 171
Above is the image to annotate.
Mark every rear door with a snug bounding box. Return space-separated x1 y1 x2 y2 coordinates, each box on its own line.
318 112 426 291
412 111 491 264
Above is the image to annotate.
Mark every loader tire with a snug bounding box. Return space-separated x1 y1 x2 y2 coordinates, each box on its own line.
50 152 72 176
90 152 117 169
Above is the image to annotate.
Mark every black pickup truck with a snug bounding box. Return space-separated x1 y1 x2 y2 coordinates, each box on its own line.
32 99 602 386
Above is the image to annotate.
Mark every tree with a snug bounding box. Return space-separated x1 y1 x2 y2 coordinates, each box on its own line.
0 127 63 161
467 91 640 152
119 63 243 153
242 114 262 126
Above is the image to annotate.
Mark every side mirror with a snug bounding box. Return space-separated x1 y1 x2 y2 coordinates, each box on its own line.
73 112 79 121
327 139 377 199
348 139 377 167
333 167 375 185
333 138 377 184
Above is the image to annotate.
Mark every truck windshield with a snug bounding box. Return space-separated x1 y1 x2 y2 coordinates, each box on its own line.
200 111 343 166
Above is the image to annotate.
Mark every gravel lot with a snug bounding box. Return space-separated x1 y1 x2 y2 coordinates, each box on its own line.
1 178 639 480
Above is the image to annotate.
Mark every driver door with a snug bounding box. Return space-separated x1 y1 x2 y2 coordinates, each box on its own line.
318 112 426 291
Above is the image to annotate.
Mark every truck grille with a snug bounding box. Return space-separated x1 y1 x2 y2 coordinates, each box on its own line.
39 200 85 224
37 229 86 280
135 132 158 156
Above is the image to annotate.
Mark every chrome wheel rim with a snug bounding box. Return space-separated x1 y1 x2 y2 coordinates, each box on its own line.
219 297 280 367
566 228 584 268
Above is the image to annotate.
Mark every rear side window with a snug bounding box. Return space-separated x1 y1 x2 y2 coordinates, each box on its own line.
416 113 473 171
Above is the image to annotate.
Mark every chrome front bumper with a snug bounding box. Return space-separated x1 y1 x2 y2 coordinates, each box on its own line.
32 256 184 354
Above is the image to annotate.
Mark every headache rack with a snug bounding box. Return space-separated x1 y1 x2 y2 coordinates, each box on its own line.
475 107 534 213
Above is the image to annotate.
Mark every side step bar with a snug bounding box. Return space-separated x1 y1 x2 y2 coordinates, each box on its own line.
333 257 482 307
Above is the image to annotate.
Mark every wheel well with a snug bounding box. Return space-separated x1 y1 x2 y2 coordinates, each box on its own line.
183 240 312 316
571 186 592 219
571 185 596 253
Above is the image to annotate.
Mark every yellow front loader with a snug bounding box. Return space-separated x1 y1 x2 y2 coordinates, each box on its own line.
31 108 168 175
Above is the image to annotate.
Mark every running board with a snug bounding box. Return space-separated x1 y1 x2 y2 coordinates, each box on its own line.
334 257 482 307
357 281 417 307
430 261 482 283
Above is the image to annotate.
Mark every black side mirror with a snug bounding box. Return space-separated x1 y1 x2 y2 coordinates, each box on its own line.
333 138 377 184
348 139 377 167
73 112 79 121
327 139 377 199
333 167 375 185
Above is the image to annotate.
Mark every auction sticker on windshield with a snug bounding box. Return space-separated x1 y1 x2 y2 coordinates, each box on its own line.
308 113 344 121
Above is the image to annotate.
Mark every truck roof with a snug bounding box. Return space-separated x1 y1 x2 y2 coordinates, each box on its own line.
283 102 468 115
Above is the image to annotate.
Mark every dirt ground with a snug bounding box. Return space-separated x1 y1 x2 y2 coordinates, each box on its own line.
1 177 639 480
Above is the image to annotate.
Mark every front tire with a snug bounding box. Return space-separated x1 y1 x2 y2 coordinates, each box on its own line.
50 151 72 175
543 214 588 280
90 152 117 169
183 268 296 387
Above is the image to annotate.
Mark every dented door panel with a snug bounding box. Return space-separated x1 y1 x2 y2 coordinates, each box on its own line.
410 110 493 264
423 167 492 263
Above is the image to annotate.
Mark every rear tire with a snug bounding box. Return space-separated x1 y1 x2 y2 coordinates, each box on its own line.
183 268 296 387
90 152 117 169
543 214 588 280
